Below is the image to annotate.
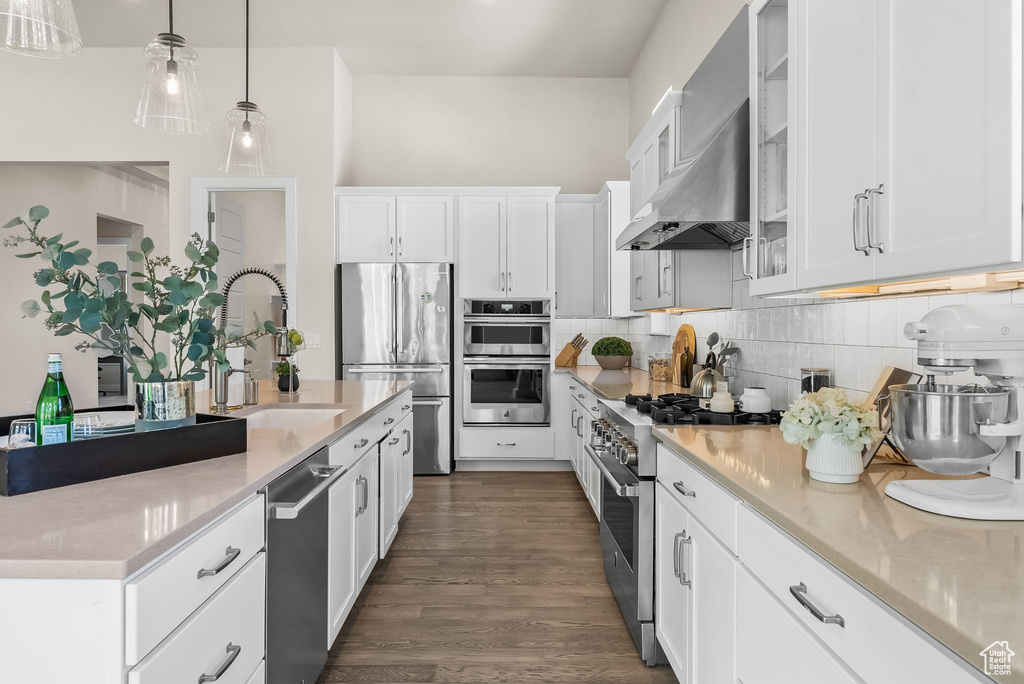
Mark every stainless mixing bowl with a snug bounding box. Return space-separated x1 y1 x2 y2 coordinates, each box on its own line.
888 383 1012 475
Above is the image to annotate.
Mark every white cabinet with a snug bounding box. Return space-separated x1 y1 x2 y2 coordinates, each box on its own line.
630 249 732 312
792 0 1021 292
398 415 414 516
626 92 682 220
689 518 736 683
655 482 692 682
380 412 414 558
553 373 573 462
337 193 454 263
336 196 396 263
554 200 595 316
629 158 644 221
355 448 379 590
506 196 555 298
458 195 506 297
328 465 359 644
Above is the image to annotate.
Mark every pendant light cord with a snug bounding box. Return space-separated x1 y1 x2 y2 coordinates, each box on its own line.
244 0 250 122
167 0 174 60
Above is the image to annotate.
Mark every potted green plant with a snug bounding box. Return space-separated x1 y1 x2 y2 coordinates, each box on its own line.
4 205 277 431
592 336 633 370
781 387 882 483
275 360 300 393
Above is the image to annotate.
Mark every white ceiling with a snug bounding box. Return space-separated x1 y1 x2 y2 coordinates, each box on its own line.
72 0 670 77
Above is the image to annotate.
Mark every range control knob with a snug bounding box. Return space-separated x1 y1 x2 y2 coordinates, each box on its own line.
618 442 638 467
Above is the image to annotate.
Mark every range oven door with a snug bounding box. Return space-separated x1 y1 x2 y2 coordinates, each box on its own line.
594 447 658 665
462 358 550 425
463 317 551 357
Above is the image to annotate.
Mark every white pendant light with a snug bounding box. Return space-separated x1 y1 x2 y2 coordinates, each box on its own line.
221 0 273 176
135 0 209 134
0 0 83 58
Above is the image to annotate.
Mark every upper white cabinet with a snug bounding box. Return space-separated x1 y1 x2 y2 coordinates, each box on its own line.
748 0 797 295
626 92 683 220
790 0 1021 292
337 192 455 263
459 193 555 299
595 182 633 317
629 249 733 312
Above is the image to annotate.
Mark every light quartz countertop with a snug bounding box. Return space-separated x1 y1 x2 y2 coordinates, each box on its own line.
0 379 412 580
558 365 688 401
655 425 1024 679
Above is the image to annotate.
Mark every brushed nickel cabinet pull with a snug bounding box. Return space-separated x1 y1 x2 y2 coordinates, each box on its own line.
197 546 241 579
198 643 241 683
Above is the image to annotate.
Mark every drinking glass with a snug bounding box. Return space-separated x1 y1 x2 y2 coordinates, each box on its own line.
73 414 103 440
8 419 36 448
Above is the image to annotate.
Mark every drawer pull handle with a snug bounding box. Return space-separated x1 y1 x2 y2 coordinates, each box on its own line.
578 393 585 398
198 642 241 682
354 438 369 449
789 582 845 628
384 417 395 425
197 547 241 579
496 442 517 447
402 404 412 411
388 436 401 445
673 481 696 498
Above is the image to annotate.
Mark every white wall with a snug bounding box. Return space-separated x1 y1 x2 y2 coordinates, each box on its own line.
0 165 168 415
351 75 629 194
628 0 748 141
0 47 351 384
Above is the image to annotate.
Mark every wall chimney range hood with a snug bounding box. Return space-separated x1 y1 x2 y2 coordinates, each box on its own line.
616 6 750 252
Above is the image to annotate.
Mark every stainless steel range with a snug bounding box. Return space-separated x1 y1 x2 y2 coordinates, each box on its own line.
586 395 662 666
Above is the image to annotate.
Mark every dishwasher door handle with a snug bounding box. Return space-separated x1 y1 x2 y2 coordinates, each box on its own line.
270 466 348 519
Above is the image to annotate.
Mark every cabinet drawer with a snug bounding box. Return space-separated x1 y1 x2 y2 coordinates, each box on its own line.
656 443 738 554
329 415 387 467
126 494 265 665
569 384 601 417
128 553 266 684
379 392 413 435
459 427 554 459
737 506 981 684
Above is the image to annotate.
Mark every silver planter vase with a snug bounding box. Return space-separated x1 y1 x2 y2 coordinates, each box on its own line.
134 381 197 432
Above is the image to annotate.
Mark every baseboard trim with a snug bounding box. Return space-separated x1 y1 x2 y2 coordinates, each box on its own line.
455 459 572 472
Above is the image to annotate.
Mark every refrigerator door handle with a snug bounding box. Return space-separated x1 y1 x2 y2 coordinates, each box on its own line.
348 367 443 374
396 267 404 358
412 399 445 406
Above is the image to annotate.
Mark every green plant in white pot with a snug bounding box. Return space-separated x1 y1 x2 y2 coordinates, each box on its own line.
592 337 633 370
781 387 882 484
4 206 277 431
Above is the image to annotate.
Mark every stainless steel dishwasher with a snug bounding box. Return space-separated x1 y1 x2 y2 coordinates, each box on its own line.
266 446 347 684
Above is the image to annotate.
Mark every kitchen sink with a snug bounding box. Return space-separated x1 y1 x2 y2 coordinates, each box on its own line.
238 404 346 431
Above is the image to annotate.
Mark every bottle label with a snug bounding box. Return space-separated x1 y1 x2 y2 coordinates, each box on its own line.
48 362 61 374
40 424 69 445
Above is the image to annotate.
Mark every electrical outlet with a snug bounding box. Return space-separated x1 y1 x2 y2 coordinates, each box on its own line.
306 333 322 349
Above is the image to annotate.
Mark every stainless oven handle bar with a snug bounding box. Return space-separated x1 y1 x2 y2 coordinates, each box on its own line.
585 444 639 497
463 317 552 325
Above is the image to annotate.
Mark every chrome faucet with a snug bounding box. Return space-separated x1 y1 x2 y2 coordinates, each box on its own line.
214 268 291 414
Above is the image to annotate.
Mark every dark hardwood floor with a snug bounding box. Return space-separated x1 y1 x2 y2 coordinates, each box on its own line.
318 471 678 683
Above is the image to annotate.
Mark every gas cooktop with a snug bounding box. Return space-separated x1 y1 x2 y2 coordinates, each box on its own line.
628 392 782 427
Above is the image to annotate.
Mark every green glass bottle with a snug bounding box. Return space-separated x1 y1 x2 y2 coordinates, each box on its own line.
36 353 74 445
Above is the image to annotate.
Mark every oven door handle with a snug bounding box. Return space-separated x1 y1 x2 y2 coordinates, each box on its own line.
585 444 638 497
463 317 552 325
462 361 550 370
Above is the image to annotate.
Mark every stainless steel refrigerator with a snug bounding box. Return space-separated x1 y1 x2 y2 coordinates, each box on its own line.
338 263 452 474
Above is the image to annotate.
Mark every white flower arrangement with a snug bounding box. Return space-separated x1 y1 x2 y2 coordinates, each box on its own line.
780 387 882 452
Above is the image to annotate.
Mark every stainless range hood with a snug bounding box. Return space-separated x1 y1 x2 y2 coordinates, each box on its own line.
617 6 750 252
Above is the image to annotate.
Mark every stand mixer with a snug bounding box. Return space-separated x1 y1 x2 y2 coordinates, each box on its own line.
885 304 1024 520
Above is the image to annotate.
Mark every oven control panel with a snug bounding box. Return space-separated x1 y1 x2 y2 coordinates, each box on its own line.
591 419 639 467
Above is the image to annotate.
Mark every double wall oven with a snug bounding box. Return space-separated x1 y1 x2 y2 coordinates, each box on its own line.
462 300 551 426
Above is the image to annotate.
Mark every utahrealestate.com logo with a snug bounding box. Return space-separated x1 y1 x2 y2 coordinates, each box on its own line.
981 641 1015 677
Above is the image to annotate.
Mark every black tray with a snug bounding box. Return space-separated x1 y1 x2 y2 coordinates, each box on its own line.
0 408 247 496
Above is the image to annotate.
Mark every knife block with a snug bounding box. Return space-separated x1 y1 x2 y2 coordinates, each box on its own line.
555 342 584 368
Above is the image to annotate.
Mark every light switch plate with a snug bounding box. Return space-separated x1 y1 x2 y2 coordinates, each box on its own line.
306 333 322 349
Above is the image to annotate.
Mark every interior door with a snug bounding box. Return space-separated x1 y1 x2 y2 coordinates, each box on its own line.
690 518 736 684
794 0 877 289
872 0 1022 280
212 194 245 335
593 193 610 316
655 483 693 682
336 195 396 263
458 196 507 298
396 195 455 263
327 468 358 645
506 196 554 298
554 202 595 316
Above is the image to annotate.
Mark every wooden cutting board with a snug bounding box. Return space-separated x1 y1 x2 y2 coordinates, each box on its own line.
672 324 696 387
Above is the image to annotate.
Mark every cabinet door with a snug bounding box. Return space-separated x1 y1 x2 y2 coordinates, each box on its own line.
396 195 455 263
655 483 692 682
337 196 396 263
794 0 877 289
379 434 400 559
629 157 644 220
355 450 379 592
554 202 595 316
593 193 611 316
629 251 645 312
645 251 674 310
554 375 573 462
872 0 1021 280
641 141 660 208
398 414 414 516
690 519 736 684
735 567 860 684
507 196 555 298
458 196 506 298
328 468 359 645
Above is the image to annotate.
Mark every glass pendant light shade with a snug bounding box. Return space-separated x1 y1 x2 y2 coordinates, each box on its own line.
0 0 83 58
135 33 209 134
221 101 274 176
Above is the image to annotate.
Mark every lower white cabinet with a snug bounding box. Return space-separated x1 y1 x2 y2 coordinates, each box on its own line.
128 553 266 684
380 412 414 558
655 482 693 682
398 416 415 516
244 660 266 684
355 448 380 591
689 517 736 683
735 566 861 684
458 426 554 460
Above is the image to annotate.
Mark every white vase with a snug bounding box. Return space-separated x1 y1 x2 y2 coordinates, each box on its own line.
805 433 863 484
